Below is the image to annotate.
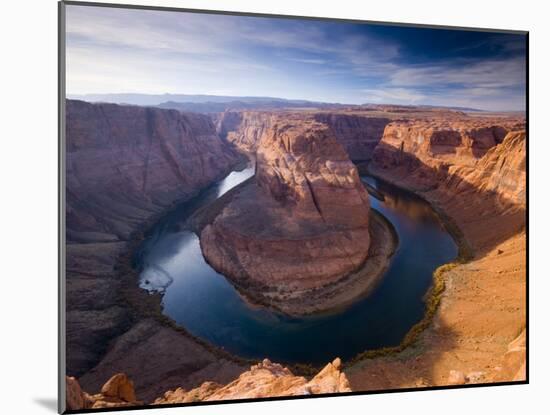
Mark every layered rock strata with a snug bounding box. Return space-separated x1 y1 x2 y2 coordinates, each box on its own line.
215 110 390 161
65 102 527 400
370 120 526 252
215 110 273 154
371 119 525 193
67 99 239 241
156 358 350 403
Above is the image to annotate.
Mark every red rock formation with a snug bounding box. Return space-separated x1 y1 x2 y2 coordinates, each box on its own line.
66 376 91 411
370 118 526 253
371 118 524 192
443 130 526 208
346 117 526 391
216 110 390 161
200 116 375 313
67 358 351 410
155 358 350 403
66 99 240 242
66 373 142 410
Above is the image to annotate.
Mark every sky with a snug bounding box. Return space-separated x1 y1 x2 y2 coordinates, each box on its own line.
65 5 527 111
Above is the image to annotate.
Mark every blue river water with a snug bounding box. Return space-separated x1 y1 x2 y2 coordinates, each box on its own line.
134 166 457 364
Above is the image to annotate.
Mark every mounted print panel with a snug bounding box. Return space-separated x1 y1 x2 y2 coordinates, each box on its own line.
59 1 527 413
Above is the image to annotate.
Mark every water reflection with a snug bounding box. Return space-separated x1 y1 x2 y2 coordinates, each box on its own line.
362 177 441 225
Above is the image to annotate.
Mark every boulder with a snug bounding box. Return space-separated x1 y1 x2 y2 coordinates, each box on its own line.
447 370 466 385
101 373 137 402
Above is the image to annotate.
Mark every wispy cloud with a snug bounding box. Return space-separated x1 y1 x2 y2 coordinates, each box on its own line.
362 88 426 103
65 5 526 110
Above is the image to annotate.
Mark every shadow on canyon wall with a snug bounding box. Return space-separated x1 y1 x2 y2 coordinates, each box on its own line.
367 135 526 260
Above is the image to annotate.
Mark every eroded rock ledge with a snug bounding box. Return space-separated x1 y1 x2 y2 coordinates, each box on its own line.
67 358 351 410
199 116 396 315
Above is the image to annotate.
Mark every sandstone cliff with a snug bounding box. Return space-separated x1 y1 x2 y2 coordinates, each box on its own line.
371 119 524 193
347 116 526 390
65 100 245 392
200 115 396 315
215 110 274 154
67 358 351 410
67 99 239 242
370 119 526 252
215 110 391 162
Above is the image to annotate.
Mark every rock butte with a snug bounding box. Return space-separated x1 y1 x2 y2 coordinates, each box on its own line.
64 100 526 406
199 115 399 314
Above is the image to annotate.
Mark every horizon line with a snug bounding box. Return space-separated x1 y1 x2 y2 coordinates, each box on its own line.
66 92 526 113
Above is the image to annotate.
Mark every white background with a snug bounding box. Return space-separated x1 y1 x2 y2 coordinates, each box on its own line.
0 0 546 413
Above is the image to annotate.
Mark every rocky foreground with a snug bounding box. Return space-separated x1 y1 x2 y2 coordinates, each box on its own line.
200 114 396 314
66 358 351 410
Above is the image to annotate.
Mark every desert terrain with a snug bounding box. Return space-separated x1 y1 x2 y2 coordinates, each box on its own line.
64 100 526 410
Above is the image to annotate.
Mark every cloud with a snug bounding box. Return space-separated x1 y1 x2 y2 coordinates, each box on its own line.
362 87 426 103
388 57 525 89
286 57 328 65
65 4 526 110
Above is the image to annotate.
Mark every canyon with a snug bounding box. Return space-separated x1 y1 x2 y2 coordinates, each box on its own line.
64 100 526 409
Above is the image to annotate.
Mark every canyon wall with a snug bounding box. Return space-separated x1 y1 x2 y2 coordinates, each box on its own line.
370 118 526 252
313 113 390 161
67 99 240 242
65 103 526 401
346 116 527 391
371 119 524 192
65 100 245 393
215 111 274 154
215 110 390 161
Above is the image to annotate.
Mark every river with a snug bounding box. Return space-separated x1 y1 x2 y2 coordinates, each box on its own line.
134 165 457 364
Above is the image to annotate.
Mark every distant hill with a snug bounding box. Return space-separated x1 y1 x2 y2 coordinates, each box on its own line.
417 104 486 112
157 99 346 113
68 93 342 111
361 103 486 113
67 93 492 114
